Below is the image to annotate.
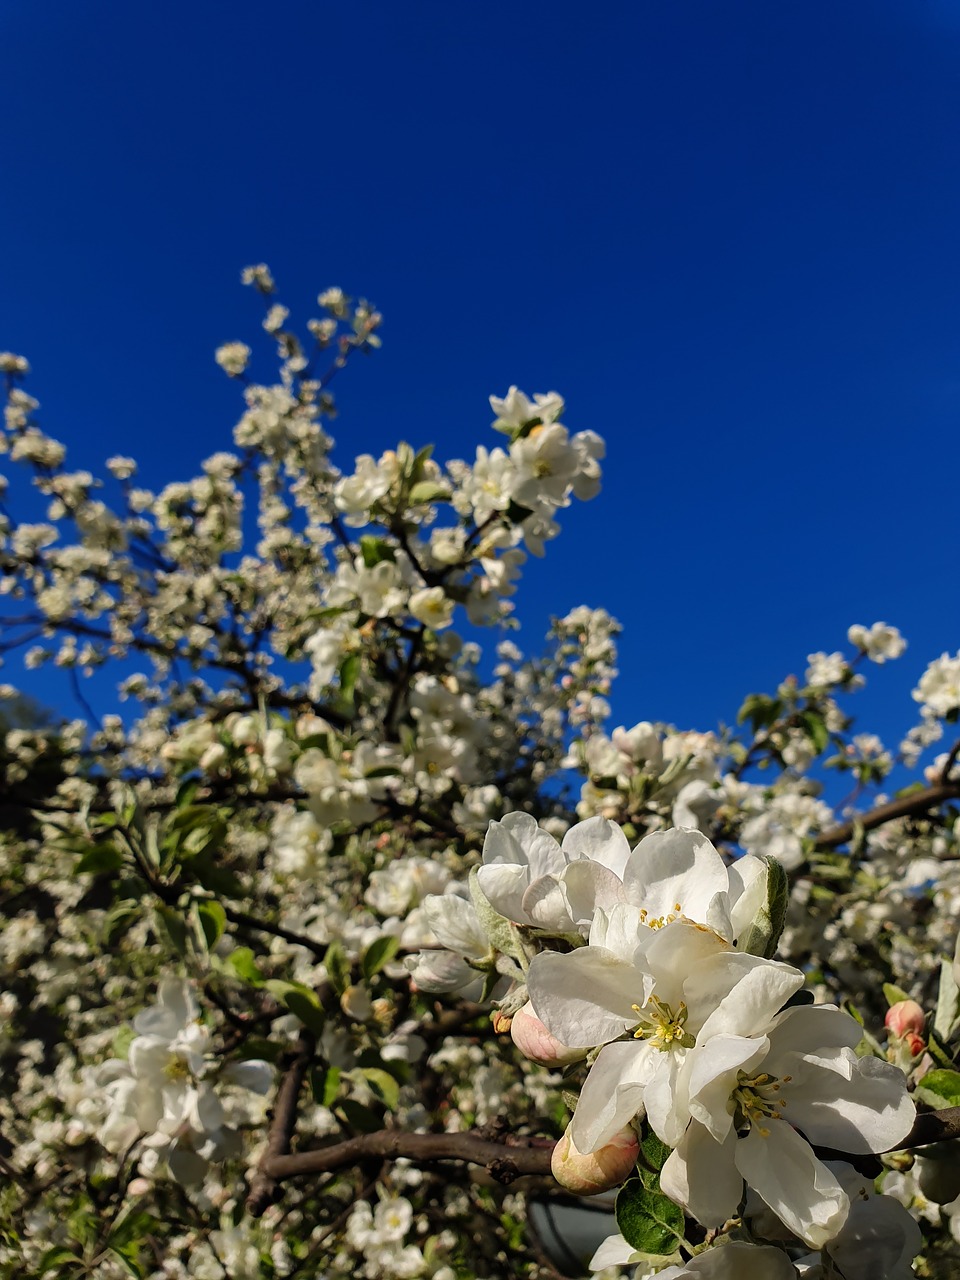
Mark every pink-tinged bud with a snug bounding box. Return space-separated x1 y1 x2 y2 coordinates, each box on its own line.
885 1000 925 1039
905 1031 926 1057
550 1124 640 1195
510 1003 587 1066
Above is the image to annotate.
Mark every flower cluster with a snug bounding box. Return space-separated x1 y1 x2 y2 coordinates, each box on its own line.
414 818 917 1267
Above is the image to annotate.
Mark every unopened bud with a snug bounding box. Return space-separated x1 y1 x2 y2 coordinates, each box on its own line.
551 1123 640 1195
340 984 373 1022
885 1000 925 1039
510 1003 586 1067
491 1010 513 1034
905 1031 926 1057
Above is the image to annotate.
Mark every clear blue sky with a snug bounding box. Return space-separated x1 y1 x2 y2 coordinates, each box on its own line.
2 0 958 748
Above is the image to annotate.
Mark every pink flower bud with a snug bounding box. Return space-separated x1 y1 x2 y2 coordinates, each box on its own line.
905 1031 926 1057
551 1124 640 1195
510 1002 586 1066
885 1000 925 1039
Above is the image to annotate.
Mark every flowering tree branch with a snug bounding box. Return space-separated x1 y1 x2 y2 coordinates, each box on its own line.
815 781 960 850
258 1130 556 1191
246 1029 316 1214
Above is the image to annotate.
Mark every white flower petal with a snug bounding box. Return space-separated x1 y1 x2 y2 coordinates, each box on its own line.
562 816 632 878
569 1040 655 1152
735 1124 849 1248
527 948 647 1046
660 1122 743 1228
688 954 805 1041
782 1052 915 1155
423 894 488 958
686 1034 769 1143
223 1060 274 1094
623 828 730 927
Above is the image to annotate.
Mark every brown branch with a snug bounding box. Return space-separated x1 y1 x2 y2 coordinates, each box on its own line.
895 1105 960 1150
246 1029 316 1214
815 782 960 850
941 738 960 786
263 1130 556 1186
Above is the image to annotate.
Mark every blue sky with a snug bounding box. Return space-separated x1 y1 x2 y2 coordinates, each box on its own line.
1 0 958 750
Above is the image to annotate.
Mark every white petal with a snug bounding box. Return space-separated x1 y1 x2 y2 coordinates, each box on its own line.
481 816 528 866
688 954 805 1040
589 902 646 959
423 894 488 957
623 828 730 926
642 1050 690 1148
727 854 770 942
765 1005 862 1059
636 919 732 1012
588 1232 641 1269
569 1040 655 1152
493 812 566 880
781 1052 915 1155
404 950 477 993
475 863 528 923
735 1124 849 1248
562 816 631 878
686 1033 769 1142
527 948 647 1046
560 859 625 922
522 876 573 931
223 1060 274 1094
660 1121 743 1228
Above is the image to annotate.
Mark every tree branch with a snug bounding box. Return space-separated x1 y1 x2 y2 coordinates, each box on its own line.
896 1105 960 1150
815 782 960 850
246 1029 316 1214
263 1130 556 1186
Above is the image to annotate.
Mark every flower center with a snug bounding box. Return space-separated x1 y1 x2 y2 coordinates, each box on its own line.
732 1069 792 1137
638 901 684 930
630 995 695 1051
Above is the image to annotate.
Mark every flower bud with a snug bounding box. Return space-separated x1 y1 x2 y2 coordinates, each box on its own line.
510 1002 586 1066
885 1000 925 1039
551 1123 639 1195
904 1031 926 1057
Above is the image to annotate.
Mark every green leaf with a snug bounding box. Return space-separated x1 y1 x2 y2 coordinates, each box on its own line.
409 480 451 505
324 939 351 996
737 855 788 959
227 946 264 987
359 535 395 567
737 693 781 732
156 904 189 956
36 1247 84 1277
360 1067 400 1110
799 709 830 755
108 1208 159 1250
265 980 325 1035
361 934 400 980
196 899 226 950
637 1128 671 1185
337 1098 383 1133
310 1064 341 1106
615 1179 684 1256
338 654 360 705
915 1068 960 1109
112 1024 137 1060
76 843 125 876
883 983 912 1008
